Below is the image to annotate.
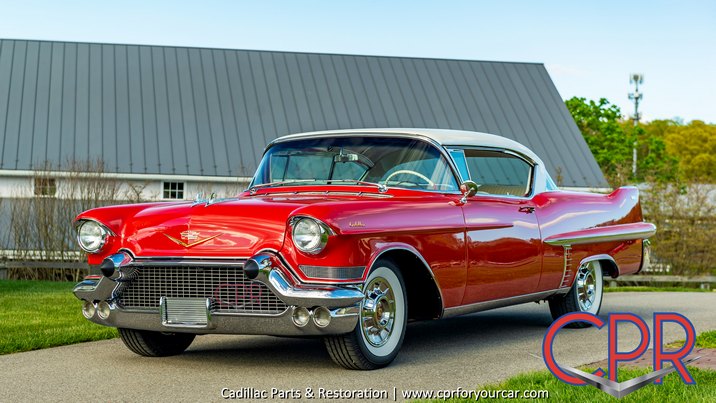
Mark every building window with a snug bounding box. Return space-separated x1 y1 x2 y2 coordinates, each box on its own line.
34 177 57 197
163 181 185 200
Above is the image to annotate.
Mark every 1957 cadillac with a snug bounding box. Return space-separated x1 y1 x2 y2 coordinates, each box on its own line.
73 128 655 369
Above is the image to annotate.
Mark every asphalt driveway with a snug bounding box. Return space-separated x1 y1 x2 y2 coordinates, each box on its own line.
2 292 714 402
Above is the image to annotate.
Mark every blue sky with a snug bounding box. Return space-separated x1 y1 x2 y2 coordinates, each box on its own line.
1 0 714 122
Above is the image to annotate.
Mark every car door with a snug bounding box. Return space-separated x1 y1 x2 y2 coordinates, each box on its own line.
455 148 542 304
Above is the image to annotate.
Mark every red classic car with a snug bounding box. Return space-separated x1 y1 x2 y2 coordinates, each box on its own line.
73 128 654 369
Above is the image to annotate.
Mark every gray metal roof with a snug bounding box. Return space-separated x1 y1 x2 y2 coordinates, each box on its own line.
0 39 607 187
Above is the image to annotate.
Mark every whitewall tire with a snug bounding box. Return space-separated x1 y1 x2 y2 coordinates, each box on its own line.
324 260 407 370
548 260 604 328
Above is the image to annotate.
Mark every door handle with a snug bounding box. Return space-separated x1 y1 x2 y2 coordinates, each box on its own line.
519 206 535 214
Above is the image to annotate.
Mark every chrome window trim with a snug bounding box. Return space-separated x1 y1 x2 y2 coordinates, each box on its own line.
447 148 470 183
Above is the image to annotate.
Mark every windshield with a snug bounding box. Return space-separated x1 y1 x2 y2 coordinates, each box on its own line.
251 137 459 192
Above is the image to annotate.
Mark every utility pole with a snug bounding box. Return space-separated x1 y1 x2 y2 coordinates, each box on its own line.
628 73 643 178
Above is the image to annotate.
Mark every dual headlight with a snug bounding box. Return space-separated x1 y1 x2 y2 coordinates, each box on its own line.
292 217 331 255
78 217 329 255
76 220 110 253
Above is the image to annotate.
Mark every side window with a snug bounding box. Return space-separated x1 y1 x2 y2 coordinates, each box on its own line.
463 149 533 197
448 149 470 182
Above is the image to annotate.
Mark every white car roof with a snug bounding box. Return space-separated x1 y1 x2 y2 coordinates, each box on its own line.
271 128 543 165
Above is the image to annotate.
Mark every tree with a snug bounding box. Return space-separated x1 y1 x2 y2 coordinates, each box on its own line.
628 120 679 183
663 120 716 182
566 97 679 185
565 97 635 186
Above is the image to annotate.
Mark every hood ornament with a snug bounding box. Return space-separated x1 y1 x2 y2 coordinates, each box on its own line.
193 191 231 207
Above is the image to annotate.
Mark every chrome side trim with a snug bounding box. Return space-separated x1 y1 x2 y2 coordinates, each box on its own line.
441 289 560 318
545 223 657 246
559 245 573 289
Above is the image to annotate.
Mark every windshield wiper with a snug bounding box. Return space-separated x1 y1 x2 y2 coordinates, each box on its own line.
249 179 388 194
321 179 388 193
248 179 318 193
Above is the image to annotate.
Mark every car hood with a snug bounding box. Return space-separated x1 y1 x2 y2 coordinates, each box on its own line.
76 187 460 263
78 196 325 259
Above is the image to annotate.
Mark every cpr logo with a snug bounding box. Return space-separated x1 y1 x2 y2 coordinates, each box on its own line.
542 312 700 398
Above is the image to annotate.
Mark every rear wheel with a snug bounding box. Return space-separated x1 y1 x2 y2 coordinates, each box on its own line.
118 328 195 357
548 260 603 328
324 261 407 370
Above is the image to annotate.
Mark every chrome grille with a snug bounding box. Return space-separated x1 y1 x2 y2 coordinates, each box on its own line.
119 265 288 314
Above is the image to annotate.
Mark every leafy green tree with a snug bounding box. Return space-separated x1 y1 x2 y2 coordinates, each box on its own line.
566 97 679 185
663 120 716 182
629 120 679 183
565 97 635 185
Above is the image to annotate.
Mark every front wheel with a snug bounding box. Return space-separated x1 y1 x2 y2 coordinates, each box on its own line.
119 328 195 357
324 261 407 370
548 260 604 328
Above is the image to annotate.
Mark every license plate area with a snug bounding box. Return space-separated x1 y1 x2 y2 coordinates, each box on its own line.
160 297 211 328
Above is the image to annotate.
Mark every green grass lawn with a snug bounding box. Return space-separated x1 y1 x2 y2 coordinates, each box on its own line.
0 280 117 355
694 331 716 348
668 330 716 349
471 367 716 402
470 329 716 403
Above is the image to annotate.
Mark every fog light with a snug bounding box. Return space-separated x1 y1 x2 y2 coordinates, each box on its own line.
82 301 96 319
313 306 331 328
97 301 111 320
292 307 310 327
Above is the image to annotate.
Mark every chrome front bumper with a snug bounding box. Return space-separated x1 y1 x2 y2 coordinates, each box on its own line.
80 303 359 336
73 252 364 336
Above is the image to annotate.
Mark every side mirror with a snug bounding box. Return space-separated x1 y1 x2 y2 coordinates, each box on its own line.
459 180 479 204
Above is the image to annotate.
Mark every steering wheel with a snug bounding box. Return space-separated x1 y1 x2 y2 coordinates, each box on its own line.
384 170 435 188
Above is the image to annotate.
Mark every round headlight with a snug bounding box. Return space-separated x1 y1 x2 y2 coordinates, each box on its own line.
292 217 329 254
77 221 108 253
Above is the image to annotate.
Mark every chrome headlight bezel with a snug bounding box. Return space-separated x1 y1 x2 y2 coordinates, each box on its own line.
76 220 111 253
291 216 332 255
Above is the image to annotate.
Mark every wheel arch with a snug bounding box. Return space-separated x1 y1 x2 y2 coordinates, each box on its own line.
368 245 443 321
579 254 620 279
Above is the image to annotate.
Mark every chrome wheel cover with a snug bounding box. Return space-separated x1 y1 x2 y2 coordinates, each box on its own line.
360 276 396 347
576 262 597 311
